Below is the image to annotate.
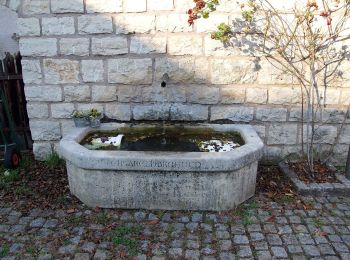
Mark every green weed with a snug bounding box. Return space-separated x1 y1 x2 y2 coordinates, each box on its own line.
45 152 65 167
19 154 33 170
112 225 143 256
94 212 108 225
0 169 20 189
0 245 9 258
68 216 82 226
14 185 32 195
311 218 325 228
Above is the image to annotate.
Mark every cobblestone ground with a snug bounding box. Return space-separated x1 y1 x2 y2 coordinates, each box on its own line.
1 194 350 260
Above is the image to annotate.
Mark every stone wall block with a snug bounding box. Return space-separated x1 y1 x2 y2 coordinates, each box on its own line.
27 103 49 119
133 104 170 120
22 0 50 15
86 0 123 13
30 120 61 141
155 57 208 84
187 86 220 104
64 85 91 102
170 104 208 121
211 106 254 122
269 87 301 105
108 58 153 84
44 59 80 84
130 36 166 54
81 60 104 83
21 60 42 84
221 86 246 104
246 88 267 104
51 0 84 13
105 103 131 121
78 15 113 34
20 38 57 57
51 103 75 119
17 18 40 36
148 0 173 10
25 85 63 102
60 38 90 56
268 124 298 145
91 85 117 102
211 59 258 84
156 14 192 32
117 86 143 103
114 14 156 34
42 17 75 35
125 0 146 12
168 35 203 56
256 108 287 122
92 37 128 56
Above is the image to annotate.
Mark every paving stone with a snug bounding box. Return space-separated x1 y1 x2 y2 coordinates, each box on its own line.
289 216 302 224
333 242 349 253
9 243 24 253
59 244 77 255
233 235 249 244
231 224 245 234
278 225 293 234
134 212 146 222
74 253 90 260
253 241 269 250
169 248 182 257
256 250 272 260
266 234 283 245
328 234 343 242
201 246 216 255
161 213 172 222
302 244 321 257
247 224 261 232
186 240 199 249
186 222 199 231
120 212 132 221
216 230 230 239
271 246 288 258
250 232 265 241
30 218 46 228
185 249 200 260
298 233 315 245
94 249 109 260
178 216 190 223
237 245 252 258
191 213 203 222
318 243 336 255
219 240 232 251
0 224 10 232
201 223 213 232
43 219 58 228
263 224 277 233
9 225 25 233
219 252 235 260
282 234 299 244
81 242 96 253
288 245 303 254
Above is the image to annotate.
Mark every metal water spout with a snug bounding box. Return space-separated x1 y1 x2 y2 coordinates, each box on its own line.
161 73 169 88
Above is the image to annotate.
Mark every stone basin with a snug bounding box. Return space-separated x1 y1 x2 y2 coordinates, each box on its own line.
60 123 264 211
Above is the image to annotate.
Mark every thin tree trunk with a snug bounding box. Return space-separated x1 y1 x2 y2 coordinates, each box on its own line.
346 145 350 180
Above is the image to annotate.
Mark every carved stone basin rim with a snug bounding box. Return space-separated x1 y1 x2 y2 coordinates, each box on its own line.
60 123 264 173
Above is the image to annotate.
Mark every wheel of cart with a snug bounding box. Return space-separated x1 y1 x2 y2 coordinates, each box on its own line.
0 87 21 169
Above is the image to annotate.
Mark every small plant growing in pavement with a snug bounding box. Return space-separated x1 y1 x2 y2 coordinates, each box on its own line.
189 0 350 176
112 225 143 256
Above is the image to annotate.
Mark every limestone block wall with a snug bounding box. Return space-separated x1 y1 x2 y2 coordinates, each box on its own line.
1 0 349 162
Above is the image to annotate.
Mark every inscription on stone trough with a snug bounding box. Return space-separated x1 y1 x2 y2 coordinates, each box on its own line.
113 159 225 171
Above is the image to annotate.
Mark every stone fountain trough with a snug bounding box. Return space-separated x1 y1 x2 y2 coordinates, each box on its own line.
60 123 264 211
